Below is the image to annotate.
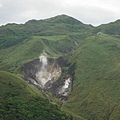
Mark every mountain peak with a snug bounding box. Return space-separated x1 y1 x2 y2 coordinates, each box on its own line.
44 14 83 25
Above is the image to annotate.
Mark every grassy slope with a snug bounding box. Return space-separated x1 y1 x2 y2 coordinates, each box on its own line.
0 36 60 72
0 36 45 72
0 15 91 119
62 33 120 120
0 14 93 50
0 71 72 120
0 15 120 120
0 14 92 76
0 33 87 73
0 71 41 101
94 19 120 36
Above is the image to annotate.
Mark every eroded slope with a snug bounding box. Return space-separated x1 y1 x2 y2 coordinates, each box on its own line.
62 33 120 120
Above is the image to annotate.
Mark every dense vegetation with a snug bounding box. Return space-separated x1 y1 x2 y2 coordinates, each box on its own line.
0 71 72 120
63 33 120 120
0 15 92 73
0 14 120 120
94 19 120 35
0 15 93 50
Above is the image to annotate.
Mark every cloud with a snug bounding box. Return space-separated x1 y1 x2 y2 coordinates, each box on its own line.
63 4 117 25
0 0 120 26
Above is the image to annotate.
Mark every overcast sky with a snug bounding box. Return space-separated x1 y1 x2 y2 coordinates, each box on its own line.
0 0 120 26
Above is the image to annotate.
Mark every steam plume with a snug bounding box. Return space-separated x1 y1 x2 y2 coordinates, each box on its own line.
39 51 48 70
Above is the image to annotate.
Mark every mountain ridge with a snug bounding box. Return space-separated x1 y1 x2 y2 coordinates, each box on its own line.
0 14 120 120
0 14 93 50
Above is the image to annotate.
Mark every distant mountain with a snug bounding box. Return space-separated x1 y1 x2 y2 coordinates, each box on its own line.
94 19 120 35
0 14 93 50
0 15 120 120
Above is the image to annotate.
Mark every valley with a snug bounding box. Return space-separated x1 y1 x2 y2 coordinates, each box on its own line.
0 15 120 120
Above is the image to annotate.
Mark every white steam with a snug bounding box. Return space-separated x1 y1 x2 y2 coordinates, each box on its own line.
39 54 48 70
36 51 61 87
39 51 48 70
59 78 71 96
63 78 71 89
36 51 48 86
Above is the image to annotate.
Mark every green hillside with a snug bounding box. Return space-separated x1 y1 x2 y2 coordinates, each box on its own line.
0 32 88 73
0 15 91 73
0 14 93 50
0 15 90 120
94 19 120 36
0 15 120 120
62 33 120 120
0 71 41 101
0 71 72 120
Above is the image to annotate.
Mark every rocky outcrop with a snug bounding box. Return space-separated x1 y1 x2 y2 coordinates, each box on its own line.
20 55 74 101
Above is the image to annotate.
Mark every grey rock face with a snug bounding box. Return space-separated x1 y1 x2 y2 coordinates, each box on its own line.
20 56 74 101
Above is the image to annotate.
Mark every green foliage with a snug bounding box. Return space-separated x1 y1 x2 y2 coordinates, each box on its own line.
0 33 88 72
94 19 120 35
0 71 41 101
0 15 93 50
0 15 92 73
0 97 72 120
0 71 72 120
63 33 120 120
0 15 120 120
